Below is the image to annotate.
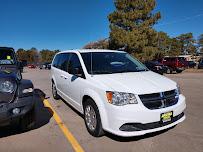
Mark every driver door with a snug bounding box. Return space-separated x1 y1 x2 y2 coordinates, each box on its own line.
61 53 86 111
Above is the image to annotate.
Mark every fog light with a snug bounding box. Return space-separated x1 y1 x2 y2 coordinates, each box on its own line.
12 108 21 115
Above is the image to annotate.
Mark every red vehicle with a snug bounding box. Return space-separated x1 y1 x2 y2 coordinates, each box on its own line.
159 57 187 73
27 64 36 69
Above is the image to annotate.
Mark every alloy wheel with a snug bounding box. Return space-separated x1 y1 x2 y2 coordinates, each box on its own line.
85 105 97 131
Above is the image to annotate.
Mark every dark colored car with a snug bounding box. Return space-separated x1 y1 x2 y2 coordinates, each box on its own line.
39 62 51 70
198 58 203 69
159 57 187 73
0 47 35 130
187 61 196 68
144 61 169 75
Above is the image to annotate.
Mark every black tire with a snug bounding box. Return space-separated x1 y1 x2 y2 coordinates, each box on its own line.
83 98 104 137
52 81 60 100
170 68 174 74
20 107 36 131
176 69 183 73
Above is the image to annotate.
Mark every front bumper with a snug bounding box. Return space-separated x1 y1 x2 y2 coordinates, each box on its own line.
0 95 34 126
103 94 186 137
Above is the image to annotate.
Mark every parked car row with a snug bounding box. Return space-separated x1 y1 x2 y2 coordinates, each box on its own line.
144 61 169 75
159 57 186 73
27 63 51 70
144 57 203 75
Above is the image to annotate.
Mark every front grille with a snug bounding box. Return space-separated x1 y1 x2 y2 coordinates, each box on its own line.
139 90 178 110
119 112 184 131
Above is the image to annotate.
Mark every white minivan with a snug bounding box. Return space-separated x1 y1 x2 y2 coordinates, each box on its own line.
51 49 186 137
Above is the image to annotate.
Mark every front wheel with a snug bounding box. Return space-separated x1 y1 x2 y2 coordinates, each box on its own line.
83 99 104 137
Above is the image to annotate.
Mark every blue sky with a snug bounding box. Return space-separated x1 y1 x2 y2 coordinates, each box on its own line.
0 0 202 51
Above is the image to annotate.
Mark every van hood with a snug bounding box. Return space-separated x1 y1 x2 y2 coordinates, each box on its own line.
92 71 177 95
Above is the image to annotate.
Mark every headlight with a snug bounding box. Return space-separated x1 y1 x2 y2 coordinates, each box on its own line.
106 91 138 106
0 81 15 93
175 84 181 97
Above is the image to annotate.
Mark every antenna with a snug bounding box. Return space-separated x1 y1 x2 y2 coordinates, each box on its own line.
90 52 93 76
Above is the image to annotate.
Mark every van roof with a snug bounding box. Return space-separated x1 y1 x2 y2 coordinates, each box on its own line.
59 49 125 53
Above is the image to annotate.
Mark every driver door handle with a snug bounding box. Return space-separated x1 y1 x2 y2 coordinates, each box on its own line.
60 75 68 79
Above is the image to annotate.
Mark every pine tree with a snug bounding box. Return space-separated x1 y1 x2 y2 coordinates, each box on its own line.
176 33 196 55
108 0 161 57
198 34 203 53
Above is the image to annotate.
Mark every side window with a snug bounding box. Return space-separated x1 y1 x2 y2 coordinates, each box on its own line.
68 53 83 75
57 53 71 71
52 54 60 68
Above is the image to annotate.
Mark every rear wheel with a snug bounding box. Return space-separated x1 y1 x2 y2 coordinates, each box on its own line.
52 81 60 100
83 98 104 137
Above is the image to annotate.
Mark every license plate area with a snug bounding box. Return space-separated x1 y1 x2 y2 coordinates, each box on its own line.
161 111 173 123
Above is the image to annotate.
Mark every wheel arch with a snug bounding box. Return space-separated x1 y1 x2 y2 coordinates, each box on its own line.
81 90 108 129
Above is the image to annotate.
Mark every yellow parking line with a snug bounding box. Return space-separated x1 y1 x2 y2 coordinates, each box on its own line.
43 99 85 152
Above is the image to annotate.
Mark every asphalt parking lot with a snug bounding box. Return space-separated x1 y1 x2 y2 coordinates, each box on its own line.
0 68 203 152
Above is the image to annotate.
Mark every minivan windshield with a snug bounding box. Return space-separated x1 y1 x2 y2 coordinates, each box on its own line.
0 50 16 65
81 52 148 75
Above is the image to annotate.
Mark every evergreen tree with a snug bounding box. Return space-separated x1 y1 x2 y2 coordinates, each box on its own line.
108 0 161 57
176 33 196 55
83 39 109 49
40 49 59 62
168 38 182 56
198 34 203 53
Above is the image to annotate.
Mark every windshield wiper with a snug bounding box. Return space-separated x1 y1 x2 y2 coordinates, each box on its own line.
92 71 113 74
114 69 148 73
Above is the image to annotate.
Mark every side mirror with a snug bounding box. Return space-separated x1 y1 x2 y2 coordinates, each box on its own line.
73 67 84 78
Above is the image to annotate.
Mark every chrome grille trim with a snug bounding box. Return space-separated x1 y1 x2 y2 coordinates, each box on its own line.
139 90 178 110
